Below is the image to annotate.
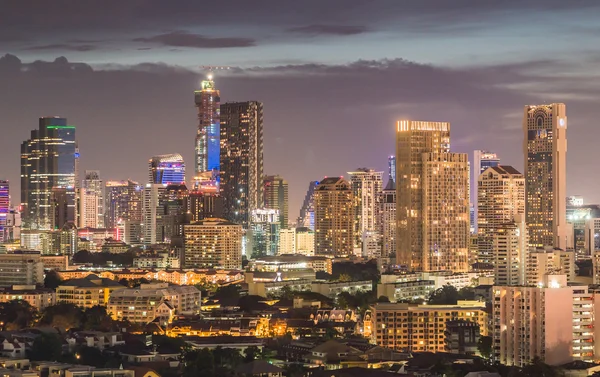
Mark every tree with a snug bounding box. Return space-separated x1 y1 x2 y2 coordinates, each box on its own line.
28 333 63 361
428 284 460 305
44 270 63 289
40 303 84 330
243 346 260 362
478 336 492 360
377 295 390 303
338 273 352 282
83 305 115 331
0 300 37 330
520 357 564 377
76 346 106 367
212 284 241 300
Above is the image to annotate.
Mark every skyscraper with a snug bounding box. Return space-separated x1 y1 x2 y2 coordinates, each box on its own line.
105 180 143 243
249 208 280 256
263 175 289 229
194 76 220 175
183 218 243 269
348 168 383 252
388 155 396 183
220 101 264 228
80 170 104 229
0 180 9 243
297 181 318 230
314 177 354 257
149 154 185 185
493 215 528 286
396 120 450 270
142 183 166 245
477 165 525 264
379 178 396 258
524 103 568 249
21 117 78 230
471 150 500 232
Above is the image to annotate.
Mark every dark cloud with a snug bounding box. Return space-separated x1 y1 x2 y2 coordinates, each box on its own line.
24 43 98 52
133 31 255 48
287 24 368 36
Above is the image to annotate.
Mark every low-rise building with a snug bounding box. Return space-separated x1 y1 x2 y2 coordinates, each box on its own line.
101 239 129 253
133 253 180 269
247 254 332 274
108 283 201 324
56 274 125 308
0 251 44 288
40 255 69 271
377 280 436 302
0 285 55 310
444 320 480 356
372 301 488 353
311 280 372 298
246 278 312 297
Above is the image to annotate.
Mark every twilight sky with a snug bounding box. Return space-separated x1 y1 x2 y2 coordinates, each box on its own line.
1 0 600 220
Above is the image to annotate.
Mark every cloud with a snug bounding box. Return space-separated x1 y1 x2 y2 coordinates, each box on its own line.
287 24 368 36
24 43 98 52
133 31 255 48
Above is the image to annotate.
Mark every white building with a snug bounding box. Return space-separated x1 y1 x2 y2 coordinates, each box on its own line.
494 216 528 286
79 170 104 229
348 168 383 252
278 228 296 254
142 183 166 245
527 248 575 285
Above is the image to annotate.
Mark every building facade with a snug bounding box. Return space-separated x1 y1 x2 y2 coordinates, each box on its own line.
314 177 354 257
348 168 383 252
194 76 221 175
263 175 289 229
142 183 166 245
477 165 525 264
472 150 500 233
0 251 44 287
494 216 528 286
220 101 264 228
379 179 396 258
80 170 104 229
183 218 243 269
148 154 185 185
524 103 568 249
249 208 280 256
297 181 318 230
21 117 78 230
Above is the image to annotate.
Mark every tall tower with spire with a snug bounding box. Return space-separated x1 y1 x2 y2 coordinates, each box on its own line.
194 75 221 179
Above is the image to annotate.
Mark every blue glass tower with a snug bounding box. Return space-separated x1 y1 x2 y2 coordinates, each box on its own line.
194 77 220 175
149 154 186 184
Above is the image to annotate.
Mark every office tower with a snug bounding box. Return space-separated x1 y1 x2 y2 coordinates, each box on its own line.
493 275 600 366
142 183 166 245
161 184 189 243
297 181 318 230
51 187 70 230
220 101 264 228
524 103 568 249
187 191 224 221
183 218 243 269
263 175 289 229
249 208 280 256
0 180 9 243
566 198 600 258
494 216 528 286
477 165 525 264
194 76 220 175
149 153 185 185
104 180 129 229
21 117 78 230
0 251 44 287
471 151 500 232
388 155 396 183
278 228 296 254
80 170 104 229
314 177 353 257
105 180 143 243
396 120 450 270
422 152 470 272
348 168 383 251
379 178 396 258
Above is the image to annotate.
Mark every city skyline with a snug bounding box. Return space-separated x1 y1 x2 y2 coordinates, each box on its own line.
2 2 600 219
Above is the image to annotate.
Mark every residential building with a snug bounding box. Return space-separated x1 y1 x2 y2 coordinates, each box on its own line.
296 227 315 255
377 279 436 302
0 285 55 310
55 274 125 308
133 253 180 269
79 170 104 229
187 190 223 222
379 178 396 258
527 248 575 285
278 228 296 254
194 75 221 176
148 154 185 185
108 283 201 324
183 218 243 269
494 216 529 286
524 103 568 249
372 301 488 352
472 150 500 233
104 180 143 244
263 175 289 229
21 117 78 230
249 208 280 256
314 177 353 257
0 251 44 287
477 166 525 264
0 180 10 243
220 101 264 228
348 168 383 252
142 183 166 245
445 320 481 356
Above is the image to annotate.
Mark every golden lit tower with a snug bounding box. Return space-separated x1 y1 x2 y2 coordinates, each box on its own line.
523 104 567 249
314 177 354 257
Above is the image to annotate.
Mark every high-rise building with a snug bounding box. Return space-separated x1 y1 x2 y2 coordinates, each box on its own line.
149 154 185 185
494 216 528 286
80 170 104 229
0 180 9 243
471 150 500 233
21 117 78 230
396 120 450 271
348 168 383 252
187 191 224 222
142 183 166 245
524 103 568 249
263 175 289 229
194 76 220 175
477 165 525 264
183 218 243 269
422 152 470 272
220 101 264 228
160 184 189 243
104 180 143 243
278 228 296 255
379 178 396 258
249 208 280 256
388 155 396 183
297 181 318 230
314 177 353 257
296 227 315 255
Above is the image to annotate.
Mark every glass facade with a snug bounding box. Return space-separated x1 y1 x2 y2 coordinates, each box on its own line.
194 78 221 175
